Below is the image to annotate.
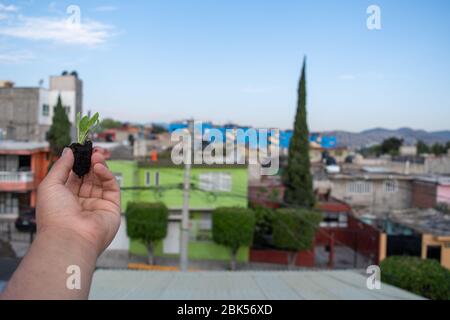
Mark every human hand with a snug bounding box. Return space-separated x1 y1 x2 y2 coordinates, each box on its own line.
36 147 121 256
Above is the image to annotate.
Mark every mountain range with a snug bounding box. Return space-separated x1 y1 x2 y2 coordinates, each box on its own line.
320 128 450 149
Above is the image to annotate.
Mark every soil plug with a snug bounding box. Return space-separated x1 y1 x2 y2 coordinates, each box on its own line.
69 112 100 178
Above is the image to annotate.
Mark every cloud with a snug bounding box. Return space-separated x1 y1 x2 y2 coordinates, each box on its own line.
93 5 118 12
47 2 61 13
0 2 18 20
0 16 115 47
0 3 18 12
0 50 34 64
338 74 356 81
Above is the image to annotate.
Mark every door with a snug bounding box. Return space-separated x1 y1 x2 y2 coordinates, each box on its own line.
163 222 180 254
426 245 441 263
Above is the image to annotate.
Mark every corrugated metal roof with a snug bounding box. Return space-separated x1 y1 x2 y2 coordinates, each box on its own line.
89 270 423 300
415 175 450 186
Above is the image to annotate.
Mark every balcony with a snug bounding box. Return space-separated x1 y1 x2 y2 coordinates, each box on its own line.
0 171 34 191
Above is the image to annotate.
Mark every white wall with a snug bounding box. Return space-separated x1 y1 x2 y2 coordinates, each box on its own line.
48 91 77 124
37 89 50 126
163 222 180 254
106 216 130 251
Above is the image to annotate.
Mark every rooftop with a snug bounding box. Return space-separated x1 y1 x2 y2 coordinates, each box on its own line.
414 175 450 186
89 270 423 300
389 208 450 236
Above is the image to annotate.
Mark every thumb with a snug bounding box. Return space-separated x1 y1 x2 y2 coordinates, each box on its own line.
45 148 74 185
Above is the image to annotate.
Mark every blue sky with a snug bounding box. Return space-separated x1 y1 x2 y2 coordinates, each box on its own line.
1 0 450 132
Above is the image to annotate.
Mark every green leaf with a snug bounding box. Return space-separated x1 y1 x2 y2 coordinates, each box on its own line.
76 112 101 144
87 112 99 131
76 112 81 128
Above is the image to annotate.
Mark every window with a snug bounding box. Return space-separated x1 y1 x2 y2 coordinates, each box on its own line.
320 212 348 228
145 171 151 186
347 181 372 194
6 126 15 140
0 193 19 214
199 172 232 192
426 245 441 263
42 104 50 116
0 155 18 171
383 180 398 193
190 213 213 242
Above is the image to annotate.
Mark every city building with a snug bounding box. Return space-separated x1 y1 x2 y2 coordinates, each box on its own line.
0 141 50 219
133 133 176 159
412 176 450 209
377 208 450 270
97 125 140 144
106 156 249 262
247 174 383 268
0 73 82 142
399 145 418 156
327 167 414 216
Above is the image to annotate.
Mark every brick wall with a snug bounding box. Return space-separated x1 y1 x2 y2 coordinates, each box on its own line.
412 181 437 208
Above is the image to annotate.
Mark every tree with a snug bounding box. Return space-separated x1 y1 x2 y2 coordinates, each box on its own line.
100 118 122 129
381 256 450 300
416 140 430 155
212 207 255 270
253 206 275 249
126 202 168 265
380 137 403 155
283 57 315 208
431 143 447 156
47 95 71 156
358 144 382 157
272 208 321 269
152 124 168 134
446 141 450 151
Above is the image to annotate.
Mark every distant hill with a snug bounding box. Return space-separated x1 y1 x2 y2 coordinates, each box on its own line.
320 128 450 149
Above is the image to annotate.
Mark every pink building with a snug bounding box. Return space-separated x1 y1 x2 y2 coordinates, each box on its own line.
412 176 450 209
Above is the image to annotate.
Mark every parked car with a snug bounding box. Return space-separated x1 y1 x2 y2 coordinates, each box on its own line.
15 209 36 233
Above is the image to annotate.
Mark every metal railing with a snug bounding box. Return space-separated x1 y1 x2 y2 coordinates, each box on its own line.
0 171 34 183
0 220 35 244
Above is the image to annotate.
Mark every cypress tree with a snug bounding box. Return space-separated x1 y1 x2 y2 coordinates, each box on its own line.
47 95 71 156
283 57 315 208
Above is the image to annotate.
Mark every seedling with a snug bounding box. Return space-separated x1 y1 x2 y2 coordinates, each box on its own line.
70 112 100 178
76 112 99 145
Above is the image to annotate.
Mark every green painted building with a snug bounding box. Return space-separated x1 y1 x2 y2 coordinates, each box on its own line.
107 160 249 262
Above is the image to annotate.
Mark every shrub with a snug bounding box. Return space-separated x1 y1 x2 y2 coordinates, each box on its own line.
380 256 450 300
126 202 168 265
253 206 275 248
272 208 321 268
212 207 255 270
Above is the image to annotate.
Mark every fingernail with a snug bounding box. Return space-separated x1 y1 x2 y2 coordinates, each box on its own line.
62 148 69 156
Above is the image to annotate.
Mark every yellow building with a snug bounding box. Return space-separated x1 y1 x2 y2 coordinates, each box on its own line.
378 208 450 270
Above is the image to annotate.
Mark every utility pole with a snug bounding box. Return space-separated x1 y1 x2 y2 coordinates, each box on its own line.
180 119 194 271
